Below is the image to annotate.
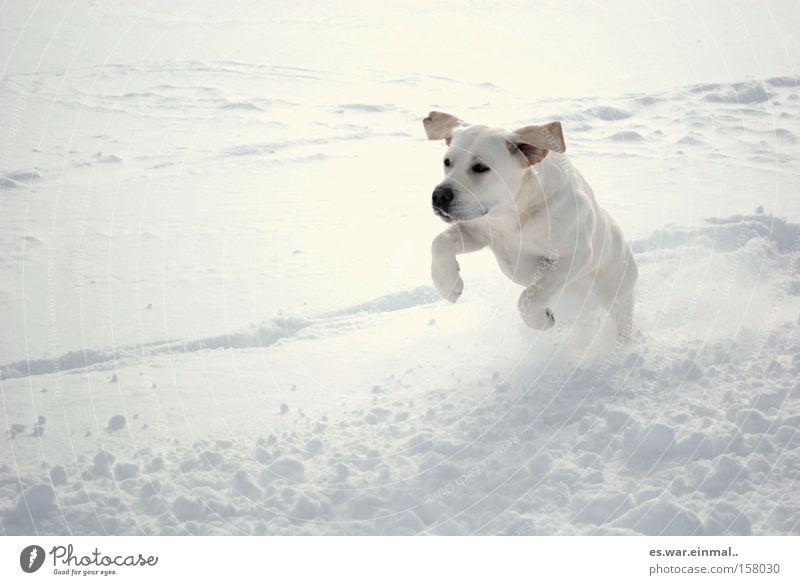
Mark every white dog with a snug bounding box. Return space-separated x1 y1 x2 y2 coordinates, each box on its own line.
424 111 637 337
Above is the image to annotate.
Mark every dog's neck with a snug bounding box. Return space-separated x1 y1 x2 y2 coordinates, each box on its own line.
526 154 570 205
488 154 567 222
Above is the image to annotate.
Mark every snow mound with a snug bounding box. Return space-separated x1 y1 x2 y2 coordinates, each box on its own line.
337 103 394 113
219 101 264 111
766 76 800 88
1 288 441 380
607 131 646 142
0 170 40 188
703 82 771 104
0 176 21 190
584 106 633 121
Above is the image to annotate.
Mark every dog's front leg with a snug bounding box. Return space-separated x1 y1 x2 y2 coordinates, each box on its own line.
431 224 487 302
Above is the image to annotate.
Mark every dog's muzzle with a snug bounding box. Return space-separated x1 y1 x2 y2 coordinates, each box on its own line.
432 185 455 221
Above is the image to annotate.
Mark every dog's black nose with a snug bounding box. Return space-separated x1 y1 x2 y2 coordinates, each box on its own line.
432 186 454 209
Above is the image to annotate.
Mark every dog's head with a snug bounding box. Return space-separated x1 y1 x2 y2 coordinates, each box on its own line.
423 111 565 222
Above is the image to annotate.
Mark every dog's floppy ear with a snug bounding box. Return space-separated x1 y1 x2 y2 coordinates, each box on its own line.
423 111 467 145
508 121 566 165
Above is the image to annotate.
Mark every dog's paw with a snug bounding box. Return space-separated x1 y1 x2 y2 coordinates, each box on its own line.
518 299 555 330
432 258 463 303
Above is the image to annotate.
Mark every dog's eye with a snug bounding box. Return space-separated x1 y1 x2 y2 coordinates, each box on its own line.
444 158 451 167
471 163 490 173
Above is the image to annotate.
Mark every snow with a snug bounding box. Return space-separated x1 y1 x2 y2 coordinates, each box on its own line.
1 0 800 536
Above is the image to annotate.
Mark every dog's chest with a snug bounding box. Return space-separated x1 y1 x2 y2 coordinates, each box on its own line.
487 226 554 286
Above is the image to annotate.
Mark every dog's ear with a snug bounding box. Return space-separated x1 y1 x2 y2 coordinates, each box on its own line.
508 121 566 165
423 111 467 145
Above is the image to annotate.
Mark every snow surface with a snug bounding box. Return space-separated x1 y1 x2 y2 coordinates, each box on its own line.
1 0 800 535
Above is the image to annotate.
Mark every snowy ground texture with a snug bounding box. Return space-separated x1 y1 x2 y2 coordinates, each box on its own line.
2 1 800 535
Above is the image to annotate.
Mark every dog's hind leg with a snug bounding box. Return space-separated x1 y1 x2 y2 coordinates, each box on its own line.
590 257 637 340
595 277 636 340
596 246 638 339
608 293 634 340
